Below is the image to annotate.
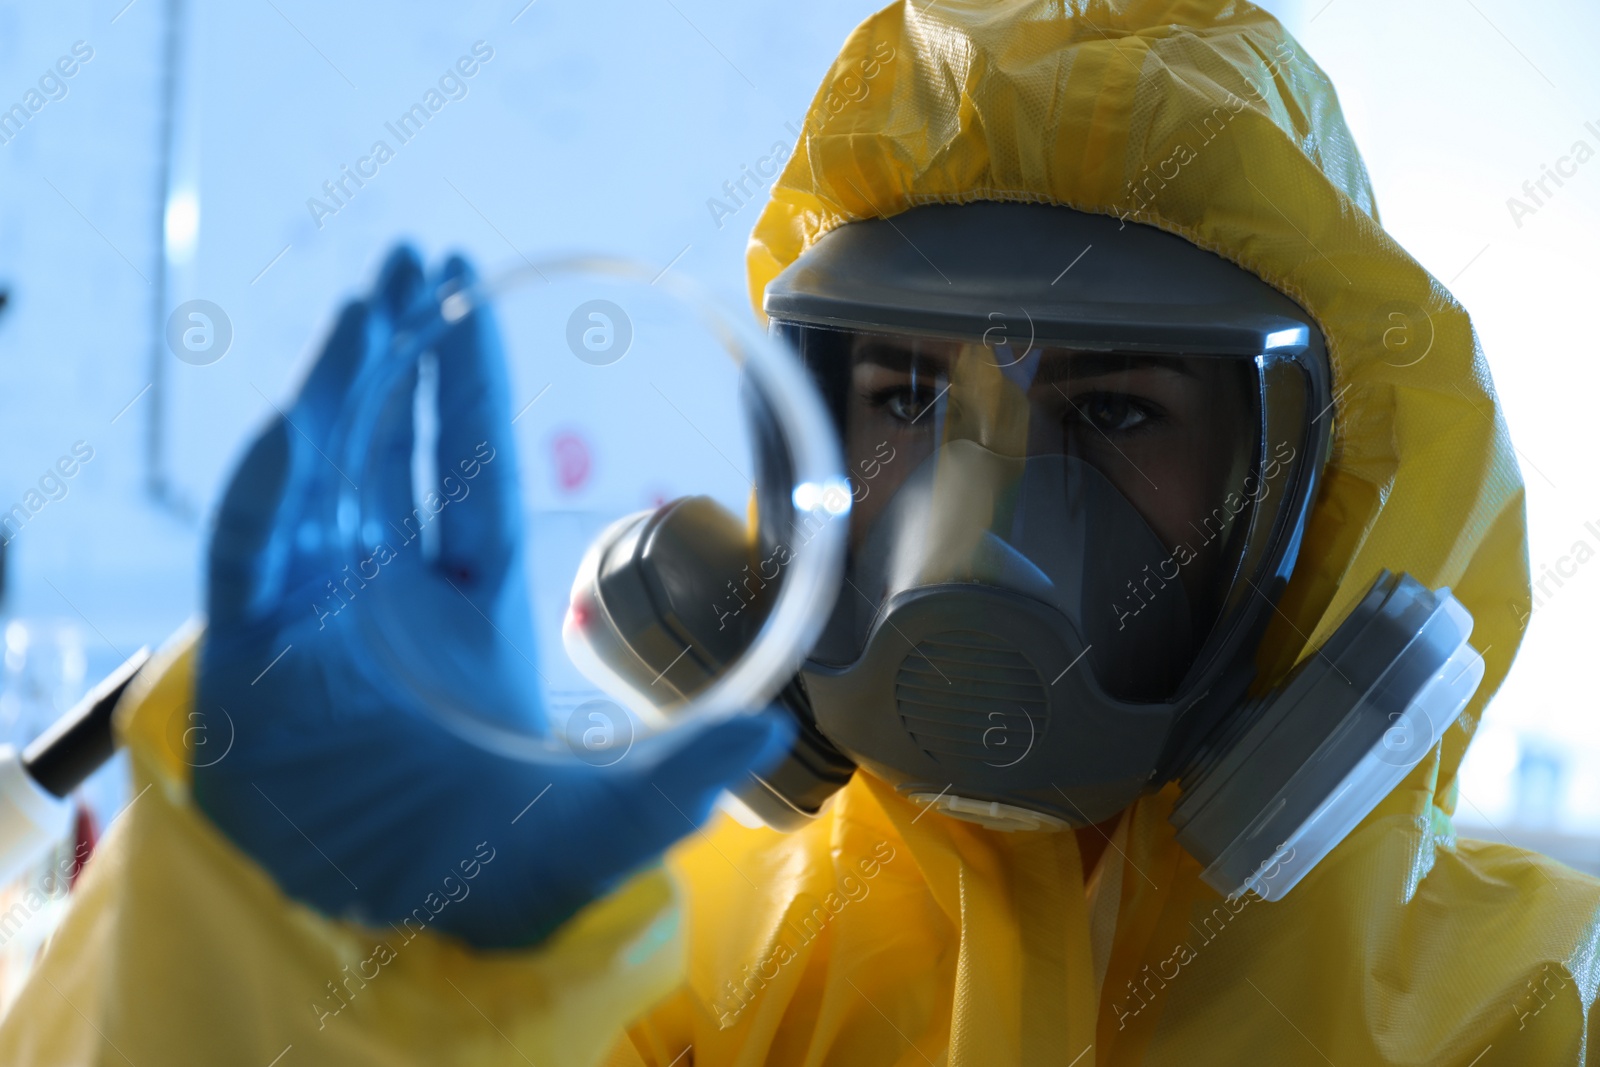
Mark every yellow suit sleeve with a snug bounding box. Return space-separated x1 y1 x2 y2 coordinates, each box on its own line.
0 628 685 1066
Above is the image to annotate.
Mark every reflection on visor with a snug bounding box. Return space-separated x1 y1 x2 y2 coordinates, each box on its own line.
782 325 1305 703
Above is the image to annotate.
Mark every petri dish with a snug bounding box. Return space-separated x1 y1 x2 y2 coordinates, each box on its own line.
325 257 850 762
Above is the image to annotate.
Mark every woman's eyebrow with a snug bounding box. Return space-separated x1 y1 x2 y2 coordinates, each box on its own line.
851 341 953 376
851 343 1203 383
1032 352 1200 382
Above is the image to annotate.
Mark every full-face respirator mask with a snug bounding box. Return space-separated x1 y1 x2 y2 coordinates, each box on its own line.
565 203 1484 901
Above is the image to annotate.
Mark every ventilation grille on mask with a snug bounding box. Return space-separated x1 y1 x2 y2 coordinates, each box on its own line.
895 631 1048 765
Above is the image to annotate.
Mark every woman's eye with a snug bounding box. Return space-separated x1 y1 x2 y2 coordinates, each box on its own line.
1077 392 1150 434
883 389 931 423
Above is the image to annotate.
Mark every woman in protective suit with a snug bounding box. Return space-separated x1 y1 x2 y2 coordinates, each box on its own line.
2 1 1593 1065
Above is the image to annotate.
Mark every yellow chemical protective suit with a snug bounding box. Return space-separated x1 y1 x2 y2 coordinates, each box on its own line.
3 1 1596 1064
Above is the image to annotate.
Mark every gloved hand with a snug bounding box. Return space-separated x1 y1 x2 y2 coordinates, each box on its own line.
193 245 791 949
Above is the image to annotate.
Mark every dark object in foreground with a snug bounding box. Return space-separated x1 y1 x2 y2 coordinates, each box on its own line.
23 649 150 798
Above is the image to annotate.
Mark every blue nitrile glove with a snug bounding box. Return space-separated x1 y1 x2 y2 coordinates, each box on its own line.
193 246 791 949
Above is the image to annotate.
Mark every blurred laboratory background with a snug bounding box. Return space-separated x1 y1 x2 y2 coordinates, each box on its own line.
0 0 1595 892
